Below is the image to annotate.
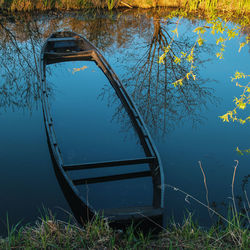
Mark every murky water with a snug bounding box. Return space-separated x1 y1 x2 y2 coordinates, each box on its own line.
0 10 249 234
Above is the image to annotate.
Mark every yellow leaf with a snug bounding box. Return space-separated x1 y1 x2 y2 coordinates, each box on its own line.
159 54 165 64
171 28 178 38
198 37 205 46
239 42 246 52
219 114 229 122
72 65 88 74
236 147 243 155
174 56 181 64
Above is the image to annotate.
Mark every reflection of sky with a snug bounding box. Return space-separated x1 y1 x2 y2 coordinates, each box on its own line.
46 60 152 210
47 60 145 164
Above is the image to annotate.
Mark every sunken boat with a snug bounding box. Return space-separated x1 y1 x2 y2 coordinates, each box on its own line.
40 31 165 228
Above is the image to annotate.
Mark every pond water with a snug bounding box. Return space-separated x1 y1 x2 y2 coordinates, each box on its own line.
0 10 249 235
46 59 154 211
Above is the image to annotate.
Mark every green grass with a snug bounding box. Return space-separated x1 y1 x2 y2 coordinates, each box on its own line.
0 208 249 249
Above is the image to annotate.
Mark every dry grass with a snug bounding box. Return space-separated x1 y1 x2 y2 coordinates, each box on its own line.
0 210 249 249
0 0 249 12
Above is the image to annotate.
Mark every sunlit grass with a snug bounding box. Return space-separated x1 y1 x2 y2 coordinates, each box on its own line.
0 0 116 11
183 0 250 13
0 0 249 12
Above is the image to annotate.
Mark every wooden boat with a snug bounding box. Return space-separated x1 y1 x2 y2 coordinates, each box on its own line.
40 31 165 228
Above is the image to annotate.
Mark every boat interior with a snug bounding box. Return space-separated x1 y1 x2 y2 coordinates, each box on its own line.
41 31 165 228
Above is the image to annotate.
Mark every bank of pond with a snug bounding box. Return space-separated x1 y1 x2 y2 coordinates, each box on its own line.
0 0 249 13
0 211 249 249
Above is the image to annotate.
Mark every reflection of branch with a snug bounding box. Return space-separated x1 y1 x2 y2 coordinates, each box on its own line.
28 26 39 80
121 17 217 136
98 84 137 139
0 22 37 76
0 18 42 111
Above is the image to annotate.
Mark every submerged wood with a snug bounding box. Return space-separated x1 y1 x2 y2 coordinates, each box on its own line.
40 31 165 228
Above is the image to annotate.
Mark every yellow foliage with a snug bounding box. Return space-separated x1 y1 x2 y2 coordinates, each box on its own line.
11 0 34 11
171 28 179 38
174 56 181 64
219 114 229 122
220 72 249 124
72 66 88 74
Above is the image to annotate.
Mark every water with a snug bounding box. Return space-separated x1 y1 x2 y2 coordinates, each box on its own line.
46 60 153 210
47 60 145 163
0 10 249 234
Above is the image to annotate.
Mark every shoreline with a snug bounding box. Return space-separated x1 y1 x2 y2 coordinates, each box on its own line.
1 212 249 249
0 0 249 13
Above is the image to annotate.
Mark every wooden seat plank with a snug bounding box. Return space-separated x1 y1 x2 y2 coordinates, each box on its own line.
72 170 151 185
63 157 156 171
47 37 77 42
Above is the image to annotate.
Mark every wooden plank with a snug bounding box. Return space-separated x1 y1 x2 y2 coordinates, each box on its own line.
44 51 93 57
63 157 156 171
47 37 77 42
72 170 151 185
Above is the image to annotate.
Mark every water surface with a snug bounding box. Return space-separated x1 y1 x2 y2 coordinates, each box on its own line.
0 10 249 234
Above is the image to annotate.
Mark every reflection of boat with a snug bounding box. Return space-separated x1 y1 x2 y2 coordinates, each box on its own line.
40 31 165 228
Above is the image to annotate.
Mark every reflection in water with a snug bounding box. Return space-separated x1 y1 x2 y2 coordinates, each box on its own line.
90 20 214 138
112 16 219 136
46 60 146 163
0 10 249 230
0 11 151 111
0 19 41 111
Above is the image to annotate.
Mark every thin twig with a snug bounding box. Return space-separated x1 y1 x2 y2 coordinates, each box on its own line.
244 189 250 209
243 203 250 225
198 161 212 217
232 160 239 217
165 184 239 229
243 190 250 225
134 212 166 231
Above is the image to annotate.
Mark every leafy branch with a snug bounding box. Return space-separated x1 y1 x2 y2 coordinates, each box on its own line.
219 72 250 124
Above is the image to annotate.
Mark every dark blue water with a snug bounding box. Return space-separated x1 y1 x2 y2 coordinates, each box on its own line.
0 11 249 235
46 60 153 210
47 61 145 163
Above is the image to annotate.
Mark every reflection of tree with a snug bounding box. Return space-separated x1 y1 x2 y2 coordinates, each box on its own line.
121 17 218 136
81 10 152 51
0 17 42 112
0 12 219 133
0 11 152 112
